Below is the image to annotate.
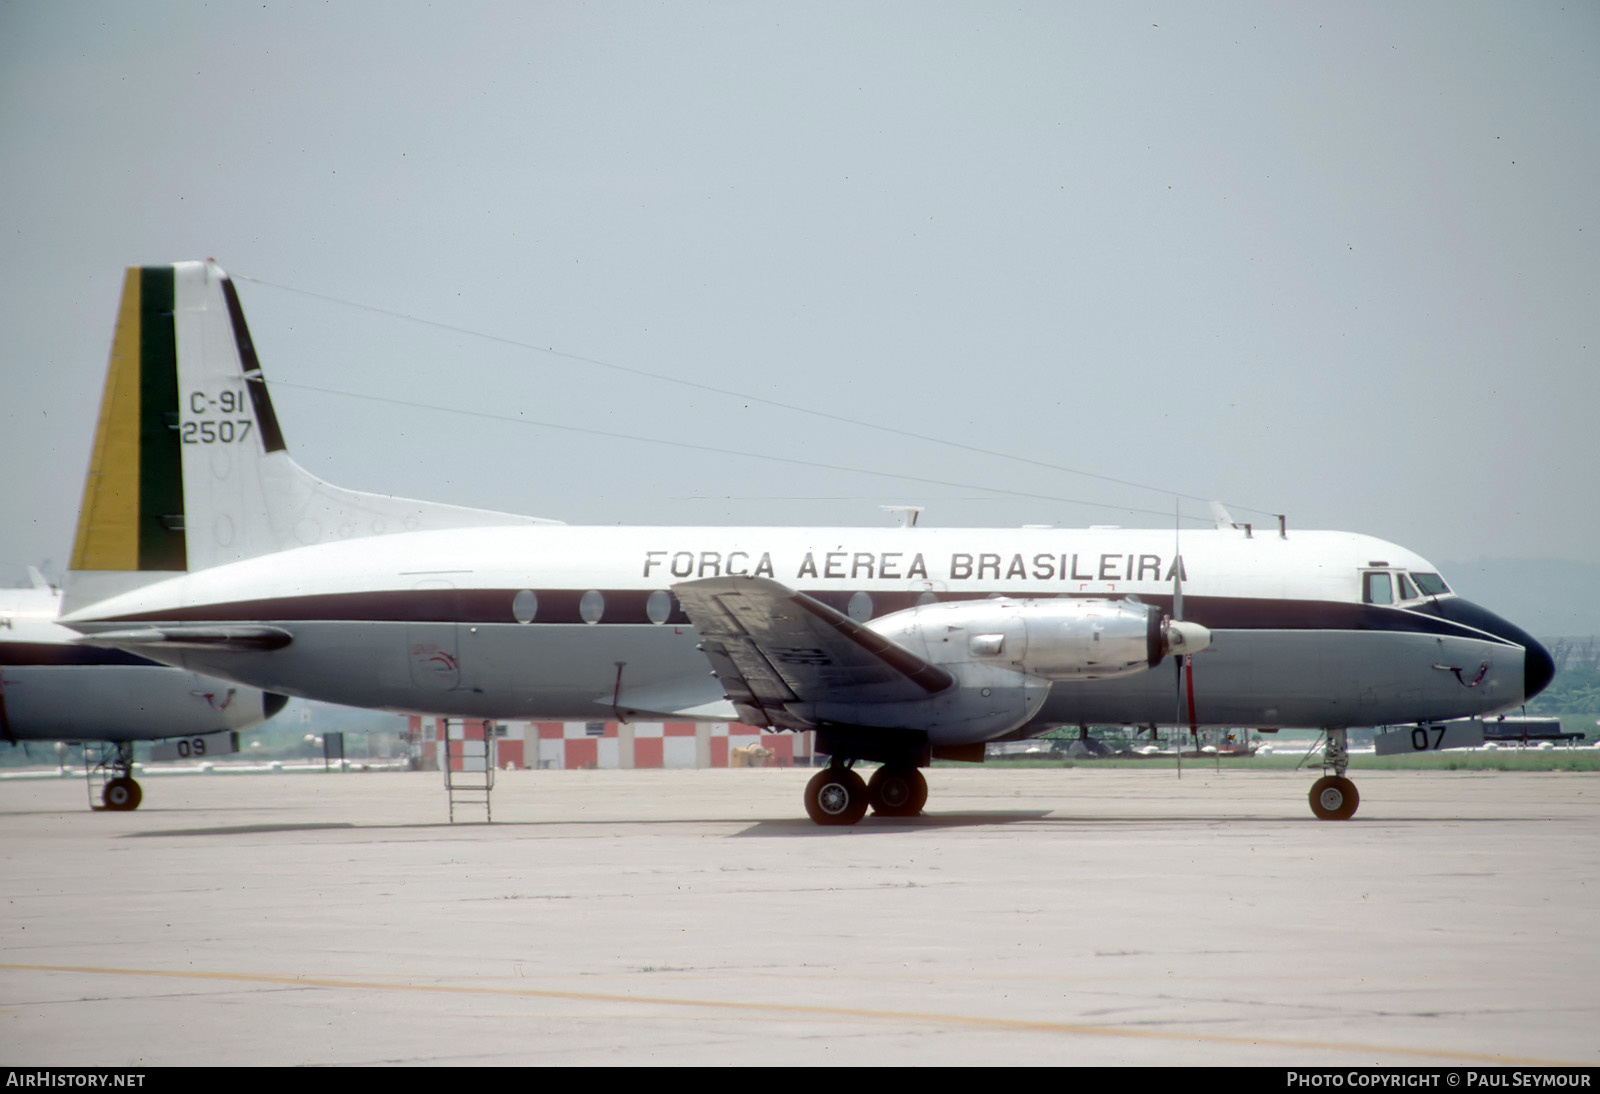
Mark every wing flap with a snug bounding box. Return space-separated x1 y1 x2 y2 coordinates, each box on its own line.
672 576 952 730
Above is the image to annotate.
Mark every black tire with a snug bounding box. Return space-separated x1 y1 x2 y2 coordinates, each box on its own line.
868 765 928 817
103 777 143 812
1308 775 1358 821
804 767 869 826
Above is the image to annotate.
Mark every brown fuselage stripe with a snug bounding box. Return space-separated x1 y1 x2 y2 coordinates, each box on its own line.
91 589 1521 645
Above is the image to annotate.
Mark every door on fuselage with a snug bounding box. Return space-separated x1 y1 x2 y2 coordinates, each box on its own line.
407 580 460 692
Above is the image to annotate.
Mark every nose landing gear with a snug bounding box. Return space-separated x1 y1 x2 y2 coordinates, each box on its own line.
89 742 143 812
1308 728 1359 820
102 775 143 812
1309 774 1359 820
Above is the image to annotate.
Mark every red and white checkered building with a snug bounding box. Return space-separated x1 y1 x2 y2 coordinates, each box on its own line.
409 717 811 770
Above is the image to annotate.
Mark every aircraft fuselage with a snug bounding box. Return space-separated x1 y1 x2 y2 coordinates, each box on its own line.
65 524 1550 739
1 587 281 743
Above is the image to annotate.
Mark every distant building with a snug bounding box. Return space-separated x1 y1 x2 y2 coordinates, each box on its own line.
408 717 810 770
1480 715 1585 744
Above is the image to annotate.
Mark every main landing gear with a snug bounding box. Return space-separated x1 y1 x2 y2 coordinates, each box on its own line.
89 742 143 812
804 763 929 825
1308 728 1359 821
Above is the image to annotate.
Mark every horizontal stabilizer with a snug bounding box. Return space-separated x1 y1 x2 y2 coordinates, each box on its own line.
76 625 293 653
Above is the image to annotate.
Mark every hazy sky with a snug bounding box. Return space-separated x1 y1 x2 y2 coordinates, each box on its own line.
2 2 1595 592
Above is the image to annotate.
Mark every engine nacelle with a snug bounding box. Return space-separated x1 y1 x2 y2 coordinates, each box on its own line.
867 597 1208 681
793 597 1209 748
794 657 1052 746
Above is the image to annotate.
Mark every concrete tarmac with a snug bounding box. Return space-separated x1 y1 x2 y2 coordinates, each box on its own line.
2 766 1596 1067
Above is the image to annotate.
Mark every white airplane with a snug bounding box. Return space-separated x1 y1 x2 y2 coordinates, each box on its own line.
60 262 1554 824
1 569 285 810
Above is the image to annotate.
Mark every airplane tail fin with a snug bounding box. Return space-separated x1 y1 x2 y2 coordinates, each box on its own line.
65 261 555 614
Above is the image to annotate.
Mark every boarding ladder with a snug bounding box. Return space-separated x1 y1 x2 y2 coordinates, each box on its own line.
439 719 496 823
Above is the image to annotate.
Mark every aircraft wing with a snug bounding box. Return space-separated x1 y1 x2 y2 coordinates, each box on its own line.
671 576 953 730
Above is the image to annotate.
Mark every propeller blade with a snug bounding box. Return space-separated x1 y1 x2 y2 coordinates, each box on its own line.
1174 501 1183 777
1185 651 1199 737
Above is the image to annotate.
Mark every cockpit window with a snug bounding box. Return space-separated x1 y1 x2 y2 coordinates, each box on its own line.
1412 572 1450 596
1396 572 1420 601
1363 571 1393 605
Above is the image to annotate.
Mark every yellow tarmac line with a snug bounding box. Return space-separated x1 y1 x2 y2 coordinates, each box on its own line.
2 962 1578 1066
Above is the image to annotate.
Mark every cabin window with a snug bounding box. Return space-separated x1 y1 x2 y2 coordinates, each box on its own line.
579 590 605 624
847 591 873 621
646 590 673 625
511 589 538 624
1363 571 1393 605
1412 572 1451 596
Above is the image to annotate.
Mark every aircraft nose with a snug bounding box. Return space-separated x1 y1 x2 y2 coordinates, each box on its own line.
1432 597 1554 702
1523 636 1555 701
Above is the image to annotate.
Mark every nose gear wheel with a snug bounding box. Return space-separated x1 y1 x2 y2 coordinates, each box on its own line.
1309 775 1359 820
